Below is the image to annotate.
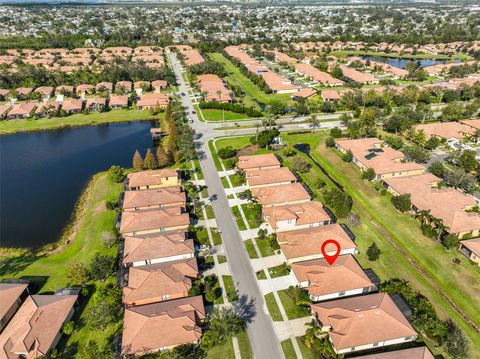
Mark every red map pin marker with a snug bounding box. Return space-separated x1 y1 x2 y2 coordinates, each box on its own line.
321 239 341 265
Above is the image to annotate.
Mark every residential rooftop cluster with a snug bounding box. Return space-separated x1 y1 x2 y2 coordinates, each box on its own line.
117 168 207 356
237 153 430 356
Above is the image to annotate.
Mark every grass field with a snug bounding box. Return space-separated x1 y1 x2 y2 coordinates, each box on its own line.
280 132 480 355
264 293 283 321
278 290 311 320
256 238 276 257
209 53 294 106
243 239 258 259
241 203 260 229
0 109 158 134
237 331 253 359
206 337 235 359
281 339 297 359
0 172 121 291
201 108 250 122
222 275 238 302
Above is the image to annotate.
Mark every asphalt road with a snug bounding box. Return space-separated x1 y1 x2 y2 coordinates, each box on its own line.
168 52 285 359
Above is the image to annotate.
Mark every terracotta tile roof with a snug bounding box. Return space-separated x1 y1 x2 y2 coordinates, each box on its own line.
35 100 60 115
15 87 33 96
179 48 204 66
96 82 113 92
123 186 186 210
269 50 298 63
260 71 298 92
119 207 190 234
123 258 198 306
197 74 231 102
152 80 168 89
251 183 311 207
278 224 357 261
238 154 281 171
0 104 12 117
127 169 180 188
34 86 54 96
134 81 150 90
460 238 480 257
122 295 204 355
384 173 480 234
61 99 83 112
340 65 378 83
354 346 434 359
295 63 344 85
461 119 480 131
85 97 106 107
311 293 416 351
137 93 169 108
109 95 128 107
321 90 341 101
0 283 28 320
246 167 297 187
292 88 316 99
75 84 94 94
115 81 133 92
335 138 425 175
263 201 331 229
415 122 475 140
7 102 36 116
122 231 193 265
291 255 373 297
0 295 77 358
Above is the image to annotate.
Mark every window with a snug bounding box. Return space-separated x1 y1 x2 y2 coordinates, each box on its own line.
350 347 356 351
338 291 346 296
162 294 169 301
372 342 379 347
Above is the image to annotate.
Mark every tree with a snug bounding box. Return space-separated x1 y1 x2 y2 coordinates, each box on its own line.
200 307 245 350
107 165 125 183
403 145 431 163
89 253 115 281
87 284 122 331
218 146 237 159
429 161 445 177
361 168 376 181
331 66 343 79
442 234 460 249
459 150 476 172
342 149 353 162
391 193 411 213
330 127 342 138
156 144 169 168
62 321 75 335
291 155 310 173
367 242 381 261
325 136 335 148
143 148 158 169
323 188 352 218
384 135 403 150
444 320 469 358
67 262 89 286
132 150 143 170
101 231 117 249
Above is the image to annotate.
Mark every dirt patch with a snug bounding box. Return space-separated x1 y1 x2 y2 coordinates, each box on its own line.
237 145 258 156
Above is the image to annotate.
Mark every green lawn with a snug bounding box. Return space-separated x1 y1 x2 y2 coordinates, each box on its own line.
195 227 209 245
264 293 283 321
211 228 222 245
281 339 297 359
256 238 276 257
209 140 224 171
241 203 260 229
222 275 238 302
278 290 311 320
237 331 253 359
205 205 215 219
0 172 121 291
229 173 245 187
201 109 250 122
243 239 258 259
0 109 158 135
281 132 480 354
217 255 227 264
209 53 293 105
231 205 247 231
221 176 230 188
268 263 290 278
206 337 235 359
256 270 267 280
295 337 317 359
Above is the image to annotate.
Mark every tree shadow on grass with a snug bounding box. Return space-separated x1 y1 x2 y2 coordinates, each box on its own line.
0 253 42 277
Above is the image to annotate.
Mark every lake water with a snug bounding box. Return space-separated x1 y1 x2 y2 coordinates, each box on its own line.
360 56 460 69
0 121 157 249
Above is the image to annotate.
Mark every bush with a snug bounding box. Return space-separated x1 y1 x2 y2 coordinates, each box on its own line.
282 145 296 157
342 149 353 162
325 137 335 148
291 155 310 173
218 146 237 159
442 234 460 249
330 127 342 138
250 129 279 148
89 253 115 281
323 188 352 218
366 242 381 261
200 307 245 350
312 176 325 189
107 165 125 183
361 168 376 181
67 262 90 286
391 193 411 213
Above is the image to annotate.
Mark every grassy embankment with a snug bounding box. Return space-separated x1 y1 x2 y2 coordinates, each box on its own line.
0 108 158 135
0 172 123 351
210 133 480 357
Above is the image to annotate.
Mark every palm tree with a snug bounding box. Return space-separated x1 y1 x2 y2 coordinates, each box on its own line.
431 217 448 242
309 115 320 133
304 319 323 349
415 209 432 226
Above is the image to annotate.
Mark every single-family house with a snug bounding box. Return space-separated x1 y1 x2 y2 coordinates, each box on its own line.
7 102 37 119
335 138 425 180
115 81 133 93
85 97 106 112
108 95 129 109
0 295 77 359
35 100 60 117
458 238 480 265
295 63 344 86
0 283 29 332
321 90 342 102
61 99 83 114
134 81 151 92
251 183 311 208
237 154 281 172
0 104 11 119
197 74 231 102
121 296 205 356
278 224 357 264
122 231 194 267
383 173 480 238
96 82 113 94
354 346 434 359
245 167 297 188
291 255 375 302
152 80 168 92
119 207 190 236
75 84 95 96
34 86 54 99
311 293 417 354
123 258 198 307
126 169 181 190
291 88 316 100
0 89 9 100
122 186 186 212
136 93 169 110
340 65 379 84
414 122 475 142
263 201 334 232
15 87 33 100
55 85 74 96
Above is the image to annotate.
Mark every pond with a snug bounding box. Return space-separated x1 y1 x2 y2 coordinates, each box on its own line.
360 55 460 69
0 121 158 249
